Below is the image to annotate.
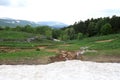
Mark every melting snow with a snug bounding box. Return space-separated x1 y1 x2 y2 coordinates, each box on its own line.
0 60 120 80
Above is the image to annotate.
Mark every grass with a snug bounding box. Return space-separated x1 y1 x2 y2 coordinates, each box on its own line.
0 39 61 49
0 50 56 60
0 42 35 48
0 31 120 63
84 49 120 56
60 33 120 50
53 33 120 62
0 41 50 48
0 30 36 39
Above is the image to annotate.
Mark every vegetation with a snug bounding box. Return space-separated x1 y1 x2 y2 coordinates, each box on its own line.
0 15 120 41
0 30 36 39
0 32 120 64
0 15 120 64
0 50 55 60
63 15 120 40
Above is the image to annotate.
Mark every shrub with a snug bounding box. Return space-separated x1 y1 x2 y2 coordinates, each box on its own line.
36 48 40 51
100 23 112 35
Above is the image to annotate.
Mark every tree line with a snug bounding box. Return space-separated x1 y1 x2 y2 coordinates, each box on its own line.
60 15 120 40
0 25 53 39
0 15 120 41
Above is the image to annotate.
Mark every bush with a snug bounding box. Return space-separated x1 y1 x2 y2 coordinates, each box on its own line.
77 33 84 40
36 48 40 51
100 23 112 35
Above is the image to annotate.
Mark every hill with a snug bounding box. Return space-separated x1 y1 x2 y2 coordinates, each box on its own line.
0 18 68 28
37 21 68 28
0 31 120 63
0 18 38 27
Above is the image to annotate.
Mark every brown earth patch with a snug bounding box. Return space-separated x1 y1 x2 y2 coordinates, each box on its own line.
83 55 120 63
45 49 59 53
49 50 84 63
59 44 70 46
37 46 46 49
0 47 21 53
96 39 114 43
0 56 50 65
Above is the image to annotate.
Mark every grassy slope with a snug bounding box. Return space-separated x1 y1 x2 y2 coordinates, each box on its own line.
0 30 120 63
0 30 36 39
59 33 120 50
0 50 55 60
56 34 120 62
0 31 42 48
0 31 58 64
75 34 120 62
0 50 56 64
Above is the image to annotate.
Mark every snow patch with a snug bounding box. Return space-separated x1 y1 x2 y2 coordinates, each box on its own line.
0 60 120 80
16 20 20 23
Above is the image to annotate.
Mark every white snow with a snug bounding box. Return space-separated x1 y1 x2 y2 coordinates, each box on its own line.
16 20 20 23
0 60 120 80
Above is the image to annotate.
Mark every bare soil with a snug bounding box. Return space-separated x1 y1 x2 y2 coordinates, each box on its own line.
96 39 114 43
83 55 120 63
0 56 50 65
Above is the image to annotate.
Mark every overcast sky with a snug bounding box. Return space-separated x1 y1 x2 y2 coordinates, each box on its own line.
0 0 120 24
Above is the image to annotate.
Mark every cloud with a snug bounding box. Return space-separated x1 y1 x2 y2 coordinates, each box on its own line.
10 0 27 7
0 0 120 24
0 0 11 6
0 0 27 7
103 9 120 13
101 9 120 16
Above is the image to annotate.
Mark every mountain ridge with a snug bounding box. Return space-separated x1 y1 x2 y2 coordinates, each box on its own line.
0 18 68 28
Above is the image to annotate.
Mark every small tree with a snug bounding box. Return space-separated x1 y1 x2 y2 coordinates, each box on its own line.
77 33 84 40
5 26 10 31
64 28 75 40
15 26 22 31
24 25 34 33
0 26 4 30
45 28 52 39
59 30 69 41
52 29 62 39
100 23 112 35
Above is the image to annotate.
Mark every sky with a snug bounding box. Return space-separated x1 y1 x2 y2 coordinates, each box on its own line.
0 0 120 25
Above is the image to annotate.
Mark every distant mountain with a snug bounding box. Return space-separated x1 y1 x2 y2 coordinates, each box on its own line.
0 18 39 27
37 21 68 28
0 18 68 28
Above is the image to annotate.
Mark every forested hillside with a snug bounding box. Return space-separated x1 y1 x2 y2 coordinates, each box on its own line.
61 15 120 40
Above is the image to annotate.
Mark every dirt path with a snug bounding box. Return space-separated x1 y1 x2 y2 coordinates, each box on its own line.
96 39 114 43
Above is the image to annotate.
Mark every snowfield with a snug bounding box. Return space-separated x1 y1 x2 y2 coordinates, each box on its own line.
0 60 120 80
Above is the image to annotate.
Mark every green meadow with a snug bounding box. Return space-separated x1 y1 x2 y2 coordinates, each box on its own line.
0 30 120 64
